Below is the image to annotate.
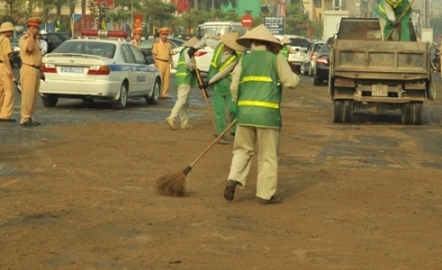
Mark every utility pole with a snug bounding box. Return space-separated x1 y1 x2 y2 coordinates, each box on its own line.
130 0 134 36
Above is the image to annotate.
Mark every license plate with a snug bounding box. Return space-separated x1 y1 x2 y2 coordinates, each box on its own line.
60 67 83 73
372 84 388 96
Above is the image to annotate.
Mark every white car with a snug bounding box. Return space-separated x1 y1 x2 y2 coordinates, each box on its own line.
299 40 326 76
40 30 161 110
275 34 311 73
172 45 214 73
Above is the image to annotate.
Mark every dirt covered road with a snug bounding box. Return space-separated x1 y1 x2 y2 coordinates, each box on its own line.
1 77 442 269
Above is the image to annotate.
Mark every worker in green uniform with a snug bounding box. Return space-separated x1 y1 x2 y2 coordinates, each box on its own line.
188 32 245 144
279 37 296 59
223 24 300 204
376 0 412 41
166 37 199 130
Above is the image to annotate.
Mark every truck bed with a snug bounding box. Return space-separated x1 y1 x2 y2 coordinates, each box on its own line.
332 39 430 80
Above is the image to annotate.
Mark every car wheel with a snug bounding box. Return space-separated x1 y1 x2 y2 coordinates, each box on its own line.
146 78 160 105
41 94 58 107
111 83 128 110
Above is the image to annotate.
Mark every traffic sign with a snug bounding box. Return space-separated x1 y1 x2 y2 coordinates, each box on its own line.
241 14 254 28
264 16 284 35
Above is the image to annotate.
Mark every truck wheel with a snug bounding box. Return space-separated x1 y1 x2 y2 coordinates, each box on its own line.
332 99 353 123
402 101 423 125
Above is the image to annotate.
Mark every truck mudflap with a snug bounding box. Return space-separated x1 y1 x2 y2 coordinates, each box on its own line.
427 72 437 101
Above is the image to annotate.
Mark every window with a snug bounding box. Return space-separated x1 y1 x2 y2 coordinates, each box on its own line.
129 45 146 64
121 44 135 63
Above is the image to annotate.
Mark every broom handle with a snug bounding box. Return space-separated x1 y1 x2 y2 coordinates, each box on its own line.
385 0 415 40
189 119 237 168
191 57 217 132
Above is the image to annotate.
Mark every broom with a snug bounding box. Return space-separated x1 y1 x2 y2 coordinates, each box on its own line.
155 119 237 197
190 57 217 133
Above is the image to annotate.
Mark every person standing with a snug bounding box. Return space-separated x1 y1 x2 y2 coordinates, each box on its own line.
0 22 16 122
39 30 48 56
376 0 412 41
189 32 245 144
152 27 174 99
131 27 142 49
223 24 300 204
19 17 43 127
279 37 296 59
165 37 199 130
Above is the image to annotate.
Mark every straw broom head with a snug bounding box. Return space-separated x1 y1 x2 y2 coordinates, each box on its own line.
154 170 187 197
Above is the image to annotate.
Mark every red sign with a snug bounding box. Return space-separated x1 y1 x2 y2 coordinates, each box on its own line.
133 13 143 30
241 14 253 28
73 15 94 37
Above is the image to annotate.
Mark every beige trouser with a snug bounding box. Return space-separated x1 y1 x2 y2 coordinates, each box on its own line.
169 84 190 127
228 125 280 200
20 65 40 124
0 64 14 119
156 61 170 97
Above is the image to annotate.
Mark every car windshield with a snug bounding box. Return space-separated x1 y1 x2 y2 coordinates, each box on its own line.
313 43 324 53
290 38 310 48
319 44 330 54
202 26 231 38
54 41 117 58
140 38 184 50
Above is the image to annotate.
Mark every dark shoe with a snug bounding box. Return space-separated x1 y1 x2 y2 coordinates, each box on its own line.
0 118 16 122
223 180 236 201
218 135 232 145
20 120 39 127
259 196 282 205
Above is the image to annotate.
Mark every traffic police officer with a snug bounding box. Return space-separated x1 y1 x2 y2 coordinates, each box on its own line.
0 22 16 122
152 27 174 98
19 17 43 127
131 27 142 49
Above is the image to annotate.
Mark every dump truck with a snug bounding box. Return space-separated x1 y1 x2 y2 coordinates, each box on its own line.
328 18 436 125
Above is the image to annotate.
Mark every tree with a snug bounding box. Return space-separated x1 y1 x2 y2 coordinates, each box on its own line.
2 0 29 24
192 0 237 10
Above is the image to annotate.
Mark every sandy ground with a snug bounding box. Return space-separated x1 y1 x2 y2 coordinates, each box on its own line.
1 78 442 269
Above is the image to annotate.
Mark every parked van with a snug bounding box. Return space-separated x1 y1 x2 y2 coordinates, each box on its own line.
197 21 246 39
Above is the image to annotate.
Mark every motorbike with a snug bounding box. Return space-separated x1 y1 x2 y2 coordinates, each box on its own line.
431 46 440 73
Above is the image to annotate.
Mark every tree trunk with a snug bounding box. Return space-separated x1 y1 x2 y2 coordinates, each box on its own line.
82 0 86 15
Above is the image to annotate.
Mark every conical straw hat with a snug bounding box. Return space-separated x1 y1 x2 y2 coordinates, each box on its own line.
236 24 282 49
220 32 245 52
183 36 199 47
281 37 291 45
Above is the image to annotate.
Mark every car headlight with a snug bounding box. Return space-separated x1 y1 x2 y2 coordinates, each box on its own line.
13 46 20 52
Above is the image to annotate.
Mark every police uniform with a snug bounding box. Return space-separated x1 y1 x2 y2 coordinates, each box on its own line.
152 27 174 98
131 27 142 49
19 17 43 126
0 22 15 122
224 24 300 204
